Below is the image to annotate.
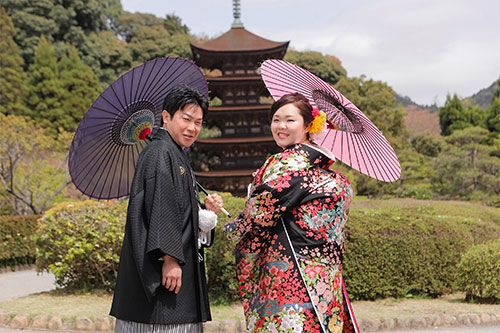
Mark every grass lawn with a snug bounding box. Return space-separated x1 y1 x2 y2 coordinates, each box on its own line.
1 291 500 324
0 291 245 322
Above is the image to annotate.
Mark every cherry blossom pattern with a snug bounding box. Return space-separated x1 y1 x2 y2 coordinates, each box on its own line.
225 144 358 333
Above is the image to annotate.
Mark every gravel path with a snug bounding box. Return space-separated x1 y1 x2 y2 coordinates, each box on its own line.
0 269 55 303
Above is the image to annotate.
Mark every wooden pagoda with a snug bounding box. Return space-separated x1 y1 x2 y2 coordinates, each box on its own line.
191 0 289 196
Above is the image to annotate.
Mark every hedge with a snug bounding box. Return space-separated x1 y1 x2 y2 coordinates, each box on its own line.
29 196 500 303
343 199 500 300
456 239 500 302
0 215 40 269
204 192 245 304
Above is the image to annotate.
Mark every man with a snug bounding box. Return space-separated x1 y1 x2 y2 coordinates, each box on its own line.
110 85 223 332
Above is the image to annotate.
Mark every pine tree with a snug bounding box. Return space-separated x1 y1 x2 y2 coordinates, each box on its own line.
59 47 101 131
0 8 28 116
439 94 468 136
27 35 66 133
486 80 500 133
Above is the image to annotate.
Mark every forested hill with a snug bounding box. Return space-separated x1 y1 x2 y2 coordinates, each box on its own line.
395 76 500 113
466 78 500 109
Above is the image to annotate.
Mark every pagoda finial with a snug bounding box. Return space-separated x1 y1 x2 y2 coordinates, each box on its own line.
231 0 244 28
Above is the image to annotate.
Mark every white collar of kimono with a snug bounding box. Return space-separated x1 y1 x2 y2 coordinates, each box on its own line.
303 143 336 162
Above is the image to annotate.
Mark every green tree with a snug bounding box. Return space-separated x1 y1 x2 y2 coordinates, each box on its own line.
0 8 28 116
439 94 470 136
128 24 175 64
0 114 71 215
411 134 444 157
83 30 133 87
161 32 197 60
467 104 487 128
26 36 66 133
1 0 59 64
116 12 196 65
486 81 500 133
58 47 101 131
395 148 435 199
284 49 347 85
0 0 122 67
27 40 102 133
432 127 499 199
163 14 189 34
430 145 470 198
446 126 489 173
114 12 163 42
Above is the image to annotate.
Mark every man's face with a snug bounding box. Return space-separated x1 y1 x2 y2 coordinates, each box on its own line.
162 104 203 149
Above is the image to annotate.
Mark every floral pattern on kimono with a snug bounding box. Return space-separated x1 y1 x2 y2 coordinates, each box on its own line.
225 144 359 333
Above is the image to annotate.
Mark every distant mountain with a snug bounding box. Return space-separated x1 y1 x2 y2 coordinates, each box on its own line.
395 93 439 113
394 94 415 107
394 77 499 137
464 78 499 108
395 94 441 136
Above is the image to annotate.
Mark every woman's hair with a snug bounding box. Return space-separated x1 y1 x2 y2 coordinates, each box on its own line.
268 92 314 127
160 84 208 126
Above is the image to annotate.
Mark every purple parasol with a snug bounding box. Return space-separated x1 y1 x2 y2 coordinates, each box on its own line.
68 57 208 199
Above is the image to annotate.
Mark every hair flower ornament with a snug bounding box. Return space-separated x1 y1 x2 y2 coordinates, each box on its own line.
309 107 327 134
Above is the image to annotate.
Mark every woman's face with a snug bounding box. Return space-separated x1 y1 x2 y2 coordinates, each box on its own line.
271 103 310 148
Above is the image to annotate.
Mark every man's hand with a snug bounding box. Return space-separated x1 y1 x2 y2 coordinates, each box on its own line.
204 194 223 214
162 255 182 294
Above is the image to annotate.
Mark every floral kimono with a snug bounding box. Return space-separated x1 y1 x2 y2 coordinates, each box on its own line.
224 144 359 333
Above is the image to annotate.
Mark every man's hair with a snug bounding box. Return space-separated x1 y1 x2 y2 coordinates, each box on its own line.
160 85 209 126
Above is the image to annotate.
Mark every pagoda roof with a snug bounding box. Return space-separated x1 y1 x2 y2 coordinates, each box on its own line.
192 27 288 52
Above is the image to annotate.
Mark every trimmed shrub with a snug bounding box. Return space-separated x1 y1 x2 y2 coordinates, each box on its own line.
33 193 243 301
204 192 245 304
456 239 500 302
343 200 500 300
34 200 127 291
32 195 500 303
0 215 40 269
206 197 500 302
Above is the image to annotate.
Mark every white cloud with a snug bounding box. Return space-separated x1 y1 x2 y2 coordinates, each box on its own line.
121 0 500 106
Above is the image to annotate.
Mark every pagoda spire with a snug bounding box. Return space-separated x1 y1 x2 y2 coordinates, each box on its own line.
231 0 244 28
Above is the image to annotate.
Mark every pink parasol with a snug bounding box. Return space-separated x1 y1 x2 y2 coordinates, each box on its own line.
260 59 401 182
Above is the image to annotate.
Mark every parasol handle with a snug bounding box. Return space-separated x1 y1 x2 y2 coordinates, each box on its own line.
196 181 231 218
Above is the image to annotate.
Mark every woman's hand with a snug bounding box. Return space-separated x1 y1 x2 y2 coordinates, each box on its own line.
162 255 182 294
204 193 223 214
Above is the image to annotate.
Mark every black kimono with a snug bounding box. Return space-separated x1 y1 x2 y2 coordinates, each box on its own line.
110 128 211 325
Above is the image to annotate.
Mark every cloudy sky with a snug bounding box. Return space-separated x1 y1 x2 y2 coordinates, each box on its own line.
121 0 500 106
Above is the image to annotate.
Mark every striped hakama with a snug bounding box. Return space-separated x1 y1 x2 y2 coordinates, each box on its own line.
115 319 203 333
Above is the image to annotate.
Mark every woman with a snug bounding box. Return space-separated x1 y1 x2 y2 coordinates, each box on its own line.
224 93 359 333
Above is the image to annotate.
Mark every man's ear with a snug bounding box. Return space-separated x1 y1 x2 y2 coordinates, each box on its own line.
162 110 170 125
